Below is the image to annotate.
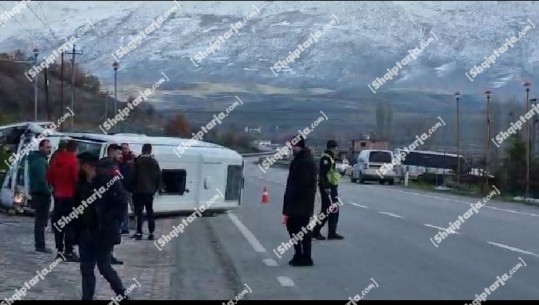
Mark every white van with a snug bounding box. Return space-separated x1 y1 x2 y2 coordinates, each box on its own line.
1 123 245 216
350 149 396 184
67 133 245 215
1 126 69 214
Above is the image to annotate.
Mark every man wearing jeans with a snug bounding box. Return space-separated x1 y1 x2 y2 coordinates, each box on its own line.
119 143 135 234
132 144 161 241
74 152 129 300
98 144 127 265
28 139 53 253
47 140 80 261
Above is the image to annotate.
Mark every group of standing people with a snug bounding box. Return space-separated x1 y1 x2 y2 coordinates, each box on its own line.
28 139 161 300
282 138 344 267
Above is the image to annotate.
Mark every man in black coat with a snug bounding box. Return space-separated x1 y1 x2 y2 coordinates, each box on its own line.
131 143 161 241
73 152 128 300
99 144 128 265
282 136 317 266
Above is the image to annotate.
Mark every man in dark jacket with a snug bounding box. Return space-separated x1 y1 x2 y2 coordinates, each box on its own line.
98 144 128 265
282 136 317 266
131 143 161 241
313 140 344 240
28 139 53 253
47 140 79 261
119 143 134 234
73 152 128 300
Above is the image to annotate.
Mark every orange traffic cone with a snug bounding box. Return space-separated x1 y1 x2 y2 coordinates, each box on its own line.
261 186 270 204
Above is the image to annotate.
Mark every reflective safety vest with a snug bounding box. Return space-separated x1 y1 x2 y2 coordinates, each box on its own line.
322 153 340 186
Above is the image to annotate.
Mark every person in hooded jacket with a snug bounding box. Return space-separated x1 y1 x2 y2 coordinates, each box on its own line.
282 136 317 266
72 152 129 300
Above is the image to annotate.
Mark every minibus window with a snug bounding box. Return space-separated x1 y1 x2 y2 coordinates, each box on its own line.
76 141 103 157
225 165 242 201
0 169 9 188
17 156 27 187
161 169 187 195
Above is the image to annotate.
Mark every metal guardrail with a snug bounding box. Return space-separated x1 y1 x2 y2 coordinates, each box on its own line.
240 151 277 157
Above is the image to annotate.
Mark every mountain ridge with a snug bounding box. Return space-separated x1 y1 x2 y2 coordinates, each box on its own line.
0 1 537 122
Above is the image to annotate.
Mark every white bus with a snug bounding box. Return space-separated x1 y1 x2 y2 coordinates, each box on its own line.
393 149 468 180
0 123 245 216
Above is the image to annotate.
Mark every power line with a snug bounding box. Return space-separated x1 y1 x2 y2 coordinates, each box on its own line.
37 2 50 27
0 2 55 49
26 2 60 42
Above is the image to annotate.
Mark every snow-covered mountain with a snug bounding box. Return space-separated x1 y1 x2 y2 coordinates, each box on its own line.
1 1 538 107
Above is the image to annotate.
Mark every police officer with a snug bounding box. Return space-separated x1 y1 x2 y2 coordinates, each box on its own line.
313 140 344 240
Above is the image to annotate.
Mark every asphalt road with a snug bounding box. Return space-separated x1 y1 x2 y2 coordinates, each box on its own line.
2 156 539 300
170 157 539 300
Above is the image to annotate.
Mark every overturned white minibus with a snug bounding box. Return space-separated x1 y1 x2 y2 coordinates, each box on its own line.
0 123 244 215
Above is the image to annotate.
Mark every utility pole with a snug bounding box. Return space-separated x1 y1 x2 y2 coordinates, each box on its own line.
455 92 461 188
60 51 64 130
44 67 50 120
531 99 539 162
66 45 83 131
105 89 108 119
485 90 491 190
113 61 119 133
524 82 531 198
33 48 39 122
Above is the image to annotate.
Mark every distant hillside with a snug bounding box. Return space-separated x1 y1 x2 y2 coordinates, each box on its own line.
0 50 158 133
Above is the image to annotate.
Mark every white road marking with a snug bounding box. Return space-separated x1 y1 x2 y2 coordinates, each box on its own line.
227 213 267 253
276 276 295 287
247 175 283 185
381 188 539 217
423 223 460 234
378 212 404 219
264 179 284 185
263 258 278 266
488 206 520 214
487 241 539 258
349 202 370 209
